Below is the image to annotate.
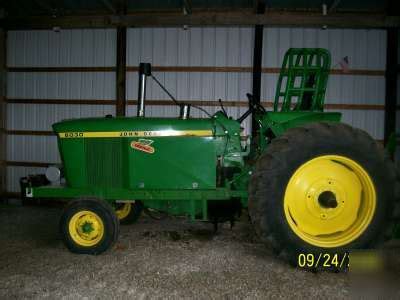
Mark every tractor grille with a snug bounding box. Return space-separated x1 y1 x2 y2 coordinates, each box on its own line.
84 139 123 188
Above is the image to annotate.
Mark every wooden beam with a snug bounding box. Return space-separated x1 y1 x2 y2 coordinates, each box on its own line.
116 26 127 116
384 28 398 145
7 65 386 76
5 130 55 136
129 101 387 111
5 98 115 105
2 12 400 29
324 103 386 110
7 66 115 72
5 161 53 167
4 98 388 110
0 30 6 199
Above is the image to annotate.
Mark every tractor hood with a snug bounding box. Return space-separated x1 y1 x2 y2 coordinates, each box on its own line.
52 112 240 138
53 116 216 135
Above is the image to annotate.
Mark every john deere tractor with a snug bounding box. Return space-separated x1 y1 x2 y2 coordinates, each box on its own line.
24 48 397 267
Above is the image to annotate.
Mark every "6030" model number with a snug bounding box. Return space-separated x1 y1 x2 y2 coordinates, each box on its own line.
63 132 84 138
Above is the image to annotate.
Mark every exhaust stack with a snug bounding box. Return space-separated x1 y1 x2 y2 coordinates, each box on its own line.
137 63 152 117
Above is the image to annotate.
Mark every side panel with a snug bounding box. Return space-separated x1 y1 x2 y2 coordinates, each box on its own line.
58 138 86 188
58 134 217 190
84 138 128 189
54 117 219 190
129 136 216 189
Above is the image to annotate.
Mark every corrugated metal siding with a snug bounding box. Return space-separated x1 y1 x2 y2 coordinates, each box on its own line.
7 29 116 67
262 28 386 140
127 27 253 67
5 27 387 192
6 29 116 192
126 27 254 133
262 28 386 69
126 27 386 140
6 167 46 193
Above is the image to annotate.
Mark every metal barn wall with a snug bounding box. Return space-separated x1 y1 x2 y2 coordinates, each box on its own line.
126 27 254 128
126 27 386 138
5 27 387 193
262 28 386 140
6 29 116 192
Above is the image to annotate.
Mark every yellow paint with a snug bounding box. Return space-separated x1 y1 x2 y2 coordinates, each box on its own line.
115 203 132 220
59 130 213 139
68 210 104 247
284 155 376 248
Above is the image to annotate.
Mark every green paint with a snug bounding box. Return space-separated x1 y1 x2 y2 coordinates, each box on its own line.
82 222 94 234
394 223 400 239
274 48 330 112
32 109 339 220
55 114 243 190
262 111 341 137
385 132 397 157
29 186 246 201
29 48 342 222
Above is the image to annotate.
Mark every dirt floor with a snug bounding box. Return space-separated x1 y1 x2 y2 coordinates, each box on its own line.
0 204 399 299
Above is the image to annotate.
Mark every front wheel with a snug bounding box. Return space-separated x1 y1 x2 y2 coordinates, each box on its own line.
60 198 119 255
249 122 397 268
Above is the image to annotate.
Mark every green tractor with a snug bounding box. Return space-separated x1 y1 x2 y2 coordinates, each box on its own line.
24 48 397 267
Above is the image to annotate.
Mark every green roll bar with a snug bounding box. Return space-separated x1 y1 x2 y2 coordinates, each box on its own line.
274 48 331 112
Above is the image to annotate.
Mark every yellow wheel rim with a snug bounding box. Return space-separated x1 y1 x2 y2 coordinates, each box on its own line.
115 203 132 220
68 211 104 247
284 155 376 248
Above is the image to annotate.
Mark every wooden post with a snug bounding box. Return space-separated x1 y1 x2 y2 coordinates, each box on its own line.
384 28 398 145
116 26 127 116
0 29 6 198
251 0 265 136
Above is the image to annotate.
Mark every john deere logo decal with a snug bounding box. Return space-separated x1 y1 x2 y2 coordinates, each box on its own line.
131 139 155 154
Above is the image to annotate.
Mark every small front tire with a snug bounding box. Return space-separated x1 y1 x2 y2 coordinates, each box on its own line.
60 198 119 255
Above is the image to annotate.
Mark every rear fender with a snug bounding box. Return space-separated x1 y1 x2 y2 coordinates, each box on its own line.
261 111 342 137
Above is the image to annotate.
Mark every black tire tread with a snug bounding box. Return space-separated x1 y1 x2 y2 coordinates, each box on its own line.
249 122 398 267
60 198 120 255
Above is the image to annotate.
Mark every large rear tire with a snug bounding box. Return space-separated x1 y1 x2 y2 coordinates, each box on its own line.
249 122 397 268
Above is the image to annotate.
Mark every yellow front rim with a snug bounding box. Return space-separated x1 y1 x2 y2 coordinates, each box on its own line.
115 203 133 220
284 155 376 248
68 211 104 247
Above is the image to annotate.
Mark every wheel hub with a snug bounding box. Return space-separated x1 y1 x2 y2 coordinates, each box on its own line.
81 222 94 234
318 191 337 209
69 211 104 247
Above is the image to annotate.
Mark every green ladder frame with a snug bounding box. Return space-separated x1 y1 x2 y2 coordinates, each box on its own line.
274 48 331 112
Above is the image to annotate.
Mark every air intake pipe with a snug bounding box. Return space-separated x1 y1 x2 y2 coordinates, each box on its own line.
137 63 152 117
